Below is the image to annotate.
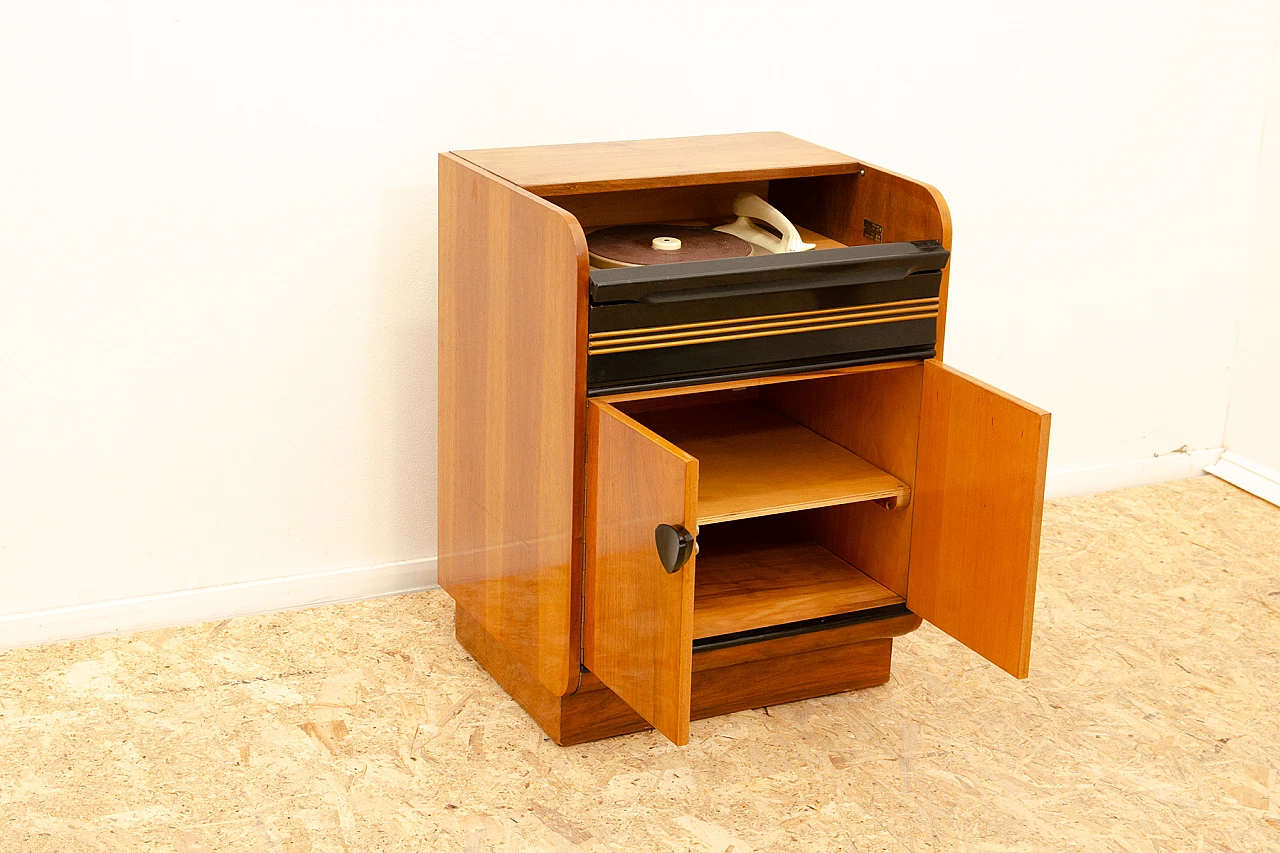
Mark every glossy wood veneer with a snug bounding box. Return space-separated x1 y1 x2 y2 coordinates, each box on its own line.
455 604 920 746
907 361 1050 678
456 132 859 196
584 401 698 744
597 360 917 405
437 154 588 697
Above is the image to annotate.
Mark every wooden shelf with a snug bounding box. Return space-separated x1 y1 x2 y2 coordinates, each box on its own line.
631 401 908 525
692 523 904 640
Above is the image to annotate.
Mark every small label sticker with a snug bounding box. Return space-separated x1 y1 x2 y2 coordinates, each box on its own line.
863 219 883 243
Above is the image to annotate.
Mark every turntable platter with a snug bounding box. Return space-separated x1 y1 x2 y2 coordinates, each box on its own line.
587 224 753 268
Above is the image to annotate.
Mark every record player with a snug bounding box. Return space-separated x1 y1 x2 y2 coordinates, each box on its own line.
582 191 949 394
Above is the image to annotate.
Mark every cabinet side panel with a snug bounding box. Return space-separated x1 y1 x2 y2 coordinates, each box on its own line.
438 154 588 697
761 366 923 597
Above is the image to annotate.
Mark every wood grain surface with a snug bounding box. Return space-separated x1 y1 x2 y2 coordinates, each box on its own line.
762 364 924 596
598 360 915 405
454 603 567 743
437 153 588 697
584 401 698 745
614 386 761 416
688 638 893 723
632 400 908 524
460 593 917 746
547 182 770 229
691 610 921 671
455 132 859 195
692 522 903 640
907 360 1050 678
563 638 897 745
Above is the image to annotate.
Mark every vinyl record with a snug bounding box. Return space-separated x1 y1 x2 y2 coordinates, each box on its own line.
587 224 753 267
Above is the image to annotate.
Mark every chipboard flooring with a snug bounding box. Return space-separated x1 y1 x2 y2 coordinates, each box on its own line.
1 476 1277 852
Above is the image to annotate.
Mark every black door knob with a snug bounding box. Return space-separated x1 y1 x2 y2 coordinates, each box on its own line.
654 524 695 574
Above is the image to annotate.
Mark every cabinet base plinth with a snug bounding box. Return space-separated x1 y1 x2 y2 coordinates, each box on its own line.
454 603 920 746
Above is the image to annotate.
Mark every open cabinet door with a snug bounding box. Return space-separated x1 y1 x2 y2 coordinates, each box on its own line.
907 360 1051 678
585 401 699 745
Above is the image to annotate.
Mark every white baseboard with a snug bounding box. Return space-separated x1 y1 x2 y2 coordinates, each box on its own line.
0 556 438 652
1045 448 1222 500
1207 451 1280 508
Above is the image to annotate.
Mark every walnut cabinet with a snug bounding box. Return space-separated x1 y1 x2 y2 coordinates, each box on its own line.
438 133 1050 745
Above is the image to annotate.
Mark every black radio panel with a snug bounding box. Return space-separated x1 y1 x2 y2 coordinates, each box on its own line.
587 240 949 395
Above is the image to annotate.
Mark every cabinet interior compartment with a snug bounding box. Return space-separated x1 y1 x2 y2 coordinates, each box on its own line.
545 171 941 252
621 392 910 524
603 362 926 644
758 365 924 598
544 180 846 250
691 514 904 642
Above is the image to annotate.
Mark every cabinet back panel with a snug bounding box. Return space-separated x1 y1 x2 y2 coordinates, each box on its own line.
545 182 769 230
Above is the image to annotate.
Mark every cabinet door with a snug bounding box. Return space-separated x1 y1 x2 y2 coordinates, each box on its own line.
907 360 1051 678
585 401 698 745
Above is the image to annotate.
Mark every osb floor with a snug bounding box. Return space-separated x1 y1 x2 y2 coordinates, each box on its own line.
2 478 1278 852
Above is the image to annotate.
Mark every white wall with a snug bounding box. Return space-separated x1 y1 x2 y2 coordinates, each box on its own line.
1222 15 1280 480
1 1 1277 641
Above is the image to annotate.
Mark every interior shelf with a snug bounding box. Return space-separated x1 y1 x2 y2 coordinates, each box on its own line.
692 521 904 640
631 400 908 524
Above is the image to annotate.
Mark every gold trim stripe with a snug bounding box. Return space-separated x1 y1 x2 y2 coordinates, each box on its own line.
590 301 938 348
589 311 938 355
589 297 938 341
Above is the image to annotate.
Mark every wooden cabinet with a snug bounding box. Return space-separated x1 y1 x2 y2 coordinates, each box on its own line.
439 133 1050 745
